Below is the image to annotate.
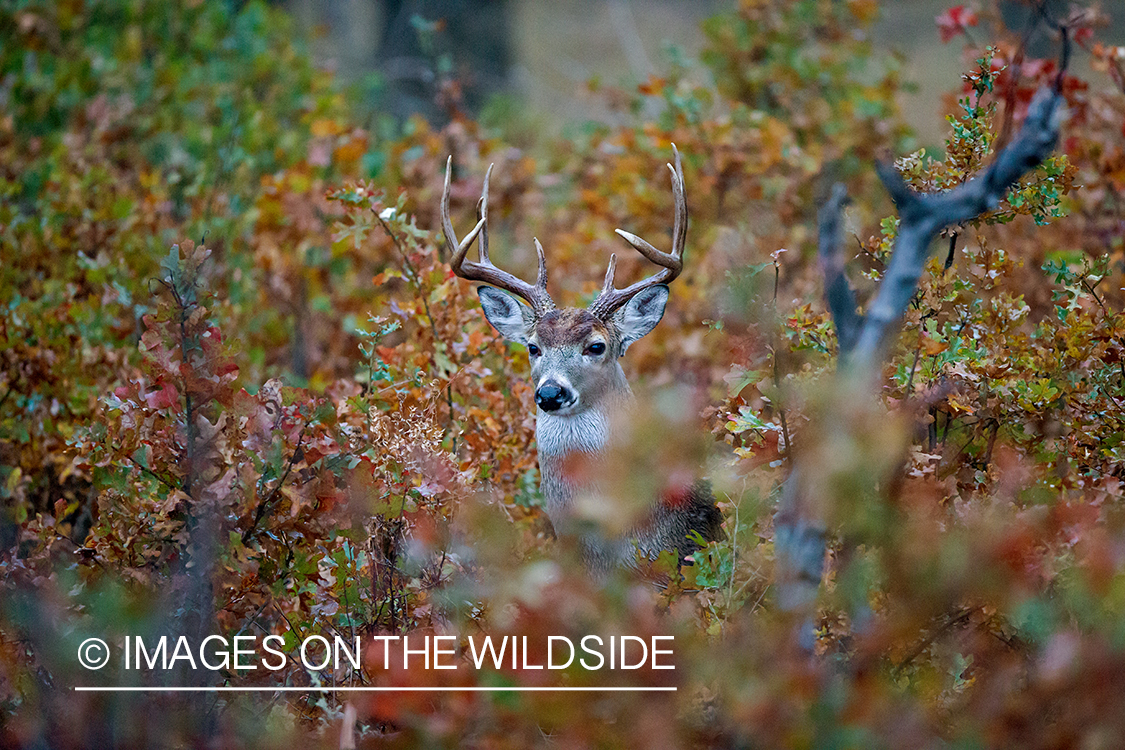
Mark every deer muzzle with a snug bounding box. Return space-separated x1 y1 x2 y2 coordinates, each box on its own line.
535 381 573 412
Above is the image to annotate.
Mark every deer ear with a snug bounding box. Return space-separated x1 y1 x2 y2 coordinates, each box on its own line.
477 286 536 345
614 285 668 354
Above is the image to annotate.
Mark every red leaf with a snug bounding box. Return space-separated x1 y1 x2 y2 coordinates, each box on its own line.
144 382 179 410
140 329 163 352
936 5 978 43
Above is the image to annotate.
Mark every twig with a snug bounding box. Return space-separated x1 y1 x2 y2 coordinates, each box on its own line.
905 341 923 396
273 600 305 643
893 607 975 678
125 454 180 493
904 311 935 397
242 424 309 545
423 547 449 590
944 232 958 271
1080 276 1107 315
375 213 458 452
770 257 792 458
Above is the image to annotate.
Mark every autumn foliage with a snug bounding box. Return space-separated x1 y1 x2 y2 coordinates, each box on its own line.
1 0 1125 747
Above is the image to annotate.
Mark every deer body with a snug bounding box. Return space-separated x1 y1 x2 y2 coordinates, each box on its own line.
442 148 722 573
536 386 722 574
535 401 614 521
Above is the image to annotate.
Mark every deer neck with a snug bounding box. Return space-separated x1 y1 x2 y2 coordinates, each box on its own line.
535 364 631 522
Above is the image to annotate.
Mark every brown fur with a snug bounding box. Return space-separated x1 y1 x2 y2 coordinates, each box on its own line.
535 309 613 348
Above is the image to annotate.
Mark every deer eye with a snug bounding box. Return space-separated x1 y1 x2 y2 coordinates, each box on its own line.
585 342 606 356
528 344 541 357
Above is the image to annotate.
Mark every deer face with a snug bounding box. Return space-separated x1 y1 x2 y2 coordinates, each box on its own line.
477 286 668 416
442 146 685 418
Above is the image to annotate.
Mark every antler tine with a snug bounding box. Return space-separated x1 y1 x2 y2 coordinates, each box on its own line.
442 157 555 315
442 156 484 259
599 253 618 297
533 238 550 292
589 145 687 319
476 163 491 264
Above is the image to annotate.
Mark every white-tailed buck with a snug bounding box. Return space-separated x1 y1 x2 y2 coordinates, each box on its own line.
441 147 722 575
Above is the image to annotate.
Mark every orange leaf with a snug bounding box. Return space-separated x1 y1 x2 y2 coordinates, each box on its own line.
921 336 949 356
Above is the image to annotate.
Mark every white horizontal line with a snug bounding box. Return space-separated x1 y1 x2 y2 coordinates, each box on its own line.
73 686 676 693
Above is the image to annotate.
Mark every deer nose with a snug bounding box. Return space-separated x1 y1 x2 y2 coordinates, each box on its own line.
535 382 570 412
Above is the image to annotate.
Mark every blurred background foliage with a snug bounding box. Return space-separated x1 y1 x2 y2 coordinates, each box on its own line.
1 0 1124 747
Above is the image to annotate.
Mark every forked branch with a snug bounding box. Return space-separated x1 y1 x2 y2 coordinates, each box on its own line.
777 81 1066 636
819 84 1064 368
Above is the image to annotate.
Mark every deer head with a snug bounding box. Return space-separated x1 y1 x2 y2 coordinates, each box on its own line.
441 147 687 420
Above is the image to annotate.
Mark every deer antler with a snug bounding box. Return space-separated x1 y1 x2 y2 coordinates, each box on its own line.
441 157 555 315
588 145 687 320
